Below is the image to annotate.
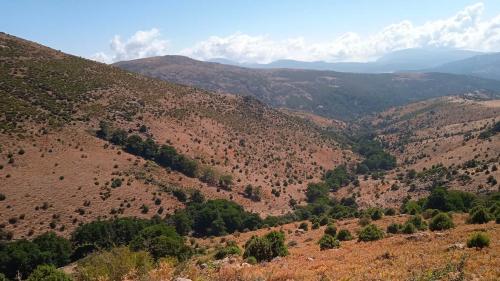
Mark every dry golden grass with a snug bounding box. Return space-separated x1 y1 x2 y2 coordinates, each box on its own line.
178 214 499 281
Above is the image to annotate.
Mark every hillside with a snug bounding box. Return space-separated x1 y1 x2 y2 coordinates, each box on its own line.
114 55 500 120
0 33 353 239
426 52 500 81
334 96 500 208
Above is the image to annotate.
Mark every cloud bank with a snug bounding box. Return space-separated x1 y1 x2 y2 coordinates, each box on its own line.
91 3 500 64
90 28 169 63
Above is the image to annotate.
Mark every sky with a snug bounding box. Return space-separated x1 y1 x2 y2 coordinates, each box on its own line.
2 0 500 64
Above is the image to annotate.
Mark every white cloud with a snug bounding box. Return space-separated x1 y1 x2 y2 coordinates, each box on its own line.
90 28 169 63
182 2 500 63
91 3 500 64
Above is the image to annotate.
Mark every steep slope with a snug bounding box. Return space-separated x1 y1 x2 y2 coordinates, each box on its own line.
0 33 353 239
114 55 500 120
426 52 500 81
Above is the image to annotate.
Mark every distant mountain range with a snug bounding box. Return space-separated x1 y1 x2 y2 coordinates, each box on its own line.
209 48 484 73
424 52 500 81
114 54 500 120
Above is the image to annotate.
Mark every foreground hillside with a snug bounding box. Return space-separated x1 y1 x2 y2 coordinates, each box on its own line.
185 214 499 281
0 33 352 239
114 55 500 120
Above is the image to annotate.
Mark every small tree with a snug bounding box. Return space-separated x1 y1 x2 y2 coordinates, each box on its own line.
358 224 384 242
318 234 340 250
429 213 454 231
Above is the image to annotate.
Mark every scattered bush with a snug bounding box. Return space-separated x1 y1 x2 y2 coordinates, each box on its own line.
429 213 454 231
318 234 340 250
406 215 428 231
243 231 288 262
324 224 337 236
336 229 353 241
469 208 493 224
298 222 309 231
386 223 402 234
467 232 490 249
214 243 241 260
358 224 384 242
402 222 417 234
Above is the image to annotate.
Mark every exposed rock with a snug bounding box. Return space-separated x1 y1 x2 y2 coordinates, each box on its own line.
447 243 466 251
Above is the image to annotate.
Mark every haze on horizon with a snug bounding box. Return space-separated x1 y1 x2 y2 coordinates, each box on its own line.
2 0 500 64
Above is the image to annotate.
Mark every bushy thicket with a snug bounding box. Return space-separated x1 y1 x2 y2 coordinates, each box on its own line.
170 199 263 237
353 137 396 173
324 165 352 191
0 232 72 279
243 231 288 262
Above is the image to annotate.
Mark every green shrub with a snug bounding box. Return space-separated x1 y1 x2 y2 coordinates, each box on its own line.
422 209 440 219
0 193 5 201
0 273 7 281
406 215 428 231
324 224 337 236
336 229 353 241
129 224 191 261
469 208 493 224
318 234 340 250
298 222 308 231
429 213 454 231
402 222 417 234
384 208 396 216
75 247 153 281
358 224 384 242
26 265 71 281
369 208 384 220
243 231 288 262
467 232 490 249
245 256 257 265
386 223 402 234
214 245 241 260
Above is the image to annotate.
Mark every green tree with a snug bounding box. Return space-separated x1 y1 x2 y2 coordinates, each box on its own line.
33 232 72 267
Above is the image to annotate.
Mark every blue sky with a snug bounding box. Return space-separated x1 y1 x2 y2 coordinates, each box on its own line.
2 0 500 63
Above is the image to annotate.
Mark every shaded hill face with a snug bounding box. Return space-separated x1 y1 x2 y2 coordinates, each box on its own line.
426 52 500 81
114 55 500 120
0 33 352 238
